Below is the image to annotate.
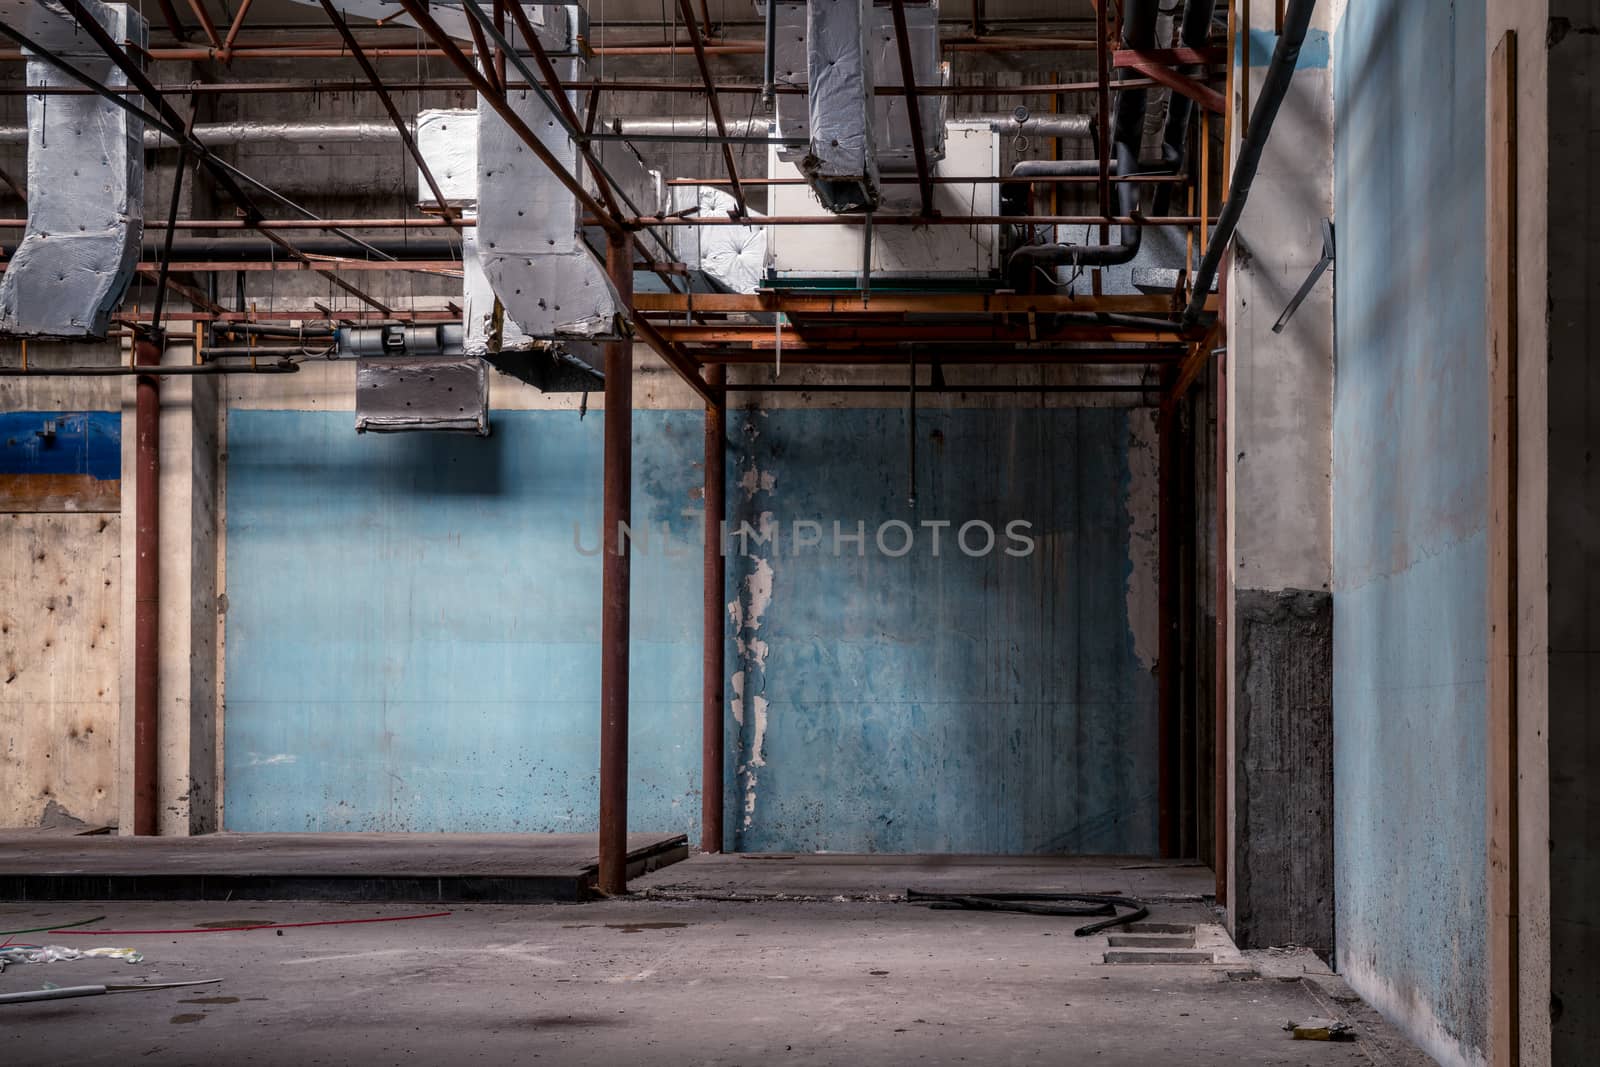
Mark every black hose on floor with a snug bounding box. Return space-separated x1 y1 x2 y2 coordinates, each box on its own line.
904 890 1149 937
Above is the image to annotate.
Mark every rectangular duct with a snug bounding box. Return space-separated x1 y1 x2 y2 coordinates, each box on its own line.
0 0 145 339
476 55 618 340
768 0 946 213
803 0 879 212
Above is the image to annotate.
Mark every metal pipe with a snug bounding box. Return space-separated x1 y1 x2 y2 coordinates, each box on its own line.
702 362 726 855
0 121 402 148
132 335 161 836
1183 0 1315 326
0 76 1186 99
1006 0 1160 288
604 214 1201 226
1160 0 1221 168
597 231 634 896
0 361 299 375
761 0 778 108
129 236 459 261
723 382 1162 393
0 113 1088 147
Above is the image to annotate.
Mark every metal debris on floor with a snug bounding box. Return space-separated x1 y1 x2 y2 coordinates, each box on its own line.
0 978 222 1006
0 945 143 971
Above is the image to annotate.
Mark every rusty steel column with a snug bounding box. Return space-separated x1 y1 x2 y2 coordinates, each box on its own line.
1157 396 1180 858
132 333 162 836
1213 351 1229 902
701 363 726 853
597 231 635 895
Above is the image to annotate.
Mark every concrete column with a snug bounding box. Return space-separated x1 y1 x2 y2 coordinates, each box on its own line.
117 335 222 835
1223 0 1335 952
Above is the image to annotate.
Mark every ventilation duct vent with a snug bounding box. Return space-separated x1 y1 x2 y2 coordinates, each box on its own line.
0 0 145 339
347 325 490 436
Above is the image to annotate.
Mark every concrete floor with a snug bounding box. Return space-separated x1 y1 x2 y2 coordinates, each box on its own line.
0 893 1431 1066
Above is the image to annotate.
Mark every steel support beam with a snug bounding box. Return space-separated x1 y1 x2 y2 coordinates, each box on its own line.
702 363 726 854
132 333 162 836
597 231 635 896
888 0 935 217
675 0 746 215
393 0 623 237
317 0 460 229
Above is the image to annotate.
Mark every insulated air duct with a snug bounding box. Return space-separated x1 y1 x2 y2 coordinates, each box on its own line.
803 0 879 212
768 0 947 214
0 0 145 339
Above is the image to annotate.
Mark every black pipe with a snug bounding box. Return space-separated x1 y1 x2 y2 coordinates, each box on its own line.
761 0 778 108
1183 0 1317 326
1161 0 1221 169
1005 0 1159 290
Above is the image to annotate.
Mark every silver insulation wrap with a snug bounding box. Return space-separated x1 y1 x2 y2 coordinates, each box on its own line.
0 0 146 339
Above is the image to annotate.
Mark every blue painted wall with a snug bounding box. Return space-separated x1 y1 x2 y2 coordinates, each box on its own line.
224 406 1155 854
725 408 1155 854
1332 2 1488 1061
0 411 119 478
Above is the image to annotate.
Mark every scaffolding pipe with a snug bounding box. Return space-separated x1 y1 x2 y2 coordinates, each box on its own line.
598 231 635 896
702 362 726 854
0 114 1097 148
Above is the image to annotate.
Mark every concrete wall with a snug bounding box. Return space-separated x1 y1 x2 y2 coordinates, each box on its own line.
1545 1 1598 1059
1331 2 1490 1063
1224 1 1335 952
220 380 1159 853
725 406 1157 854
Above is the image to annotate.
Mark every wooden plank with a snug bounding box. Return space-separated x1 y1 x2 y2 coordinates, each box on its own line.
0 473 120 513
1486 29 1519 1067
0 512 120 829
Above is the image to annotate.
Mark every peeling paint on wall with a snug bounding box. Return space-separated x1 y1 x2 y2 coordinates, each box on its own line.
725 406 1158 854
729 435 778 830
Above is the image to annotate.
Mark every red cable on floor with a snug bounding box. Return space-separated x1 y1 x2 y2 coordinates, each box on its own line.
46 911 452 935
